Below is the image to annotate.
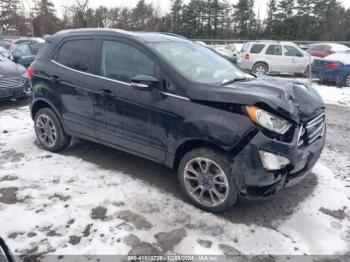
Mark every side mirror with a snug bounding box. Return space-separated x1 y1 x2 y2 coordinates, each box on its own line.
130 75 159 91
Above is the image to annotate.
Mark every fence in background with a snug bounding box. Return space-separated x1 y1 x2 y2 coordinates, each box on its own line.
191 39 350 47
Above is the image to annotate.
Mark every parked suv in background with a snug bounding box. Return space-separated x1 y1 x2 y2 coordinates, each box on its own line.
29 29 326 212
238 41 311 76
309 43 349 58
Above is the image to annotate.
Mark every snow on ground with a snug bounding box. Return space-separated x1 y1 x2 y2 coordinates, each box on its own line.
0 103 349 258
291 77 350 107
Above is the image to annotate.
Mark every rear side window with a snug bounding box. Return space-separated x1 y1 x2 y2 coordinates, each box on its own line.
100 40 155 83
56 39 93 72
266 45 282 55
250 44 265 54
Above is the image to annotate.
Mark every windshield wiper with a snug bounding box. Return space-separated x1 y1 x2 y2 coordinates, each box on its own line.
221 77 253 86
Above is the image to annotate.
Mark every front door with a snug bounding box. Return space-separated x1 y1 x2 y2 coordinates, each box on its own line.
94 38 166 162
283 45 308 73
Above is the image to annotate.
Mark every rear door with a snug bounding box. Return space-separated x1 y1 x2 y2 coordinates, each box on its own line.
51 37 98 139
264 44 286 72
94 37 166 161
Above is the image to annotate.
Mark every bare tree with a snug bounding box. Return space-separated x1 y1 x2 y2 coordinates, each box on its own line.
63 0 90 28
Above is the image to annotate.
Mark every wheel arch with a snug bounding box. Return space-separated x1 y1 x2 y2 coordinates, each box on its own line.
31 99 61 121
253 61 269 71
172 139 229 170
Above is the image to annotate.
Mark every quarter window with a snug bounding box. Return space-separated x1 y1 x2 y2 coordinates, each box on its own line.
56 39 93 73
100 40 155 83
284 46 303 57
265 45 282 56
250 44 265 54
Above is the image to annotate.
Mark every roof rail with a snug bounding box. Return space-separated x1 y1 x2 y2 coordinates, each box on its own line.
55 28 130 35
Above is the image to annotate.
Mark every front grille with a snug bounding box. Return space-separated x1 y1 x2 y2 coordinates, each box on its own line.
298 113 326 147
0 77 26 88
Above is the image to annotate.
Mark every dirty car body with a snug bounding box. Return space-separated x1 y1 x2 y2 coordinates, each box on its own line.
29 29 326 212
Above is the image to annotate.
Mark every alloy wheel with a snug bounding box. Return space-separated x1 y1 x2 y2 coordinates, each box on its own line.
183 157 229 207
35 114 57 148
254 65 266 76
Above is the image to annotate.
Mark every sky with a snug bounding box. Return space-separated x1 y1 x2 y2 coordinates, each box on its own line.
24 0 350 19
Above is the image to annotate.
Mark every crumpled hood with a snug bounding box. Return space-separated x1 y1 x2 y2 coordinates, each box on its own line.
187 76 325 123
0 59 26 77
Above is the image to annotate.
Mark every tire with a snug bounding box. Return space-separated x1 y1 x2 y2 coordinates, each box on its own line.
343 74 350 88
303 66 311 78
252 62 268 76
178 148 239 213
34 108 71 152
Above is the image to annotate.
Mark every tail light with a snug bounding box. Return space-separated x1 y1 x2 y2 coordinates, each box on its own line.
326 63 340 69
27 66 34 80
244 53 250 60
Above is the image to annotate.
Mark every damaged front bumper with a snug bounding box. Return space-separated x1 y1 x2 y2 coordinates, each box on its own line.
233 123 326 199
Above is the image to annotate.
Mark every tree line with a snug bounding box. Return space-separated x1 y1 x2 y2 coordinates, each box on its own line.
0 0 349 41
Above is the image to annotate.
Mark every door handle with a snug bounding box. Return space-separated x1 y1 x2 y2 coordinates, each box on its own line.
51 75 61 82
98 89 117 97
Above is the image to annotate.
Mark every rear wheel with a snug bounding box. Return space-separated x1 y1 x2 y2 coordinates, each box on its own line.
252 63 268 76
34 108 71 152
303 66 311 78
178 148 239 213
343 74 350 87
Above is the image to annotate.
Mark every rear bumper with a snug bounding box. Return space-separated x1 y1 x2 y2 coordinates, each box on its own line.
312 68 346 82
233 125 325 199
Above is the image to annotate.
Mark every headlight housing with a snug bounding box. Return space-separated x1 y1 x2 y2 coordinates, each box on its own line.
246 106 292 135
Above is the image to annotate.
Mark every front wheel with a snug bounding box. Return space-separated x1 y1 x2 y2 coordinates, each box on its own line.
34 108 71 152
178 148 239 213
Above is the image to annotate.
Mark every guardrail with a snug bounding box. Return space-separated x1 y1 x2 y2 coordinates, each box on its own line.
192 39 350 46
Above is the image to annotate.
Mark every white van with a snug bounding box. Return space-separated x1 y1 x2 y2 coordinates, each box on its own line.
237 41 312 76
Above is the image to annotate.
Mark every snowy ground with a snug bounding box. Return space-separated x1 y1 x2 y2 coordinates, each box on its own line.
0 79 349 259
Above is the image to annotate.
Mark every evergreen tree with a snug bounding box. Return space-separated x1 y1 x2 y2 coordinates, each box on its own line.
33 0 59 36
170 0 183 34
0 0 21 30
233 0 255 39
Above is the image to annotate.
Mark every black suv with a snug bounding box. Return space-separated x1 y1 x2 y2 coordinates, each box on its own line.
29 29 326 212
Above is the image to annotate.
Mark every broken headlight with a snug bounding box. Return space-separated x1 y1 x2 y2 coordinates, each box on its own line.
246 106 292 135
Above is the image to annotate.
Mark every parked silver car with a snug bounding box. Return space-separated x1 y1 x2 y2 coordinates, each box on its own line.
238 41 312 76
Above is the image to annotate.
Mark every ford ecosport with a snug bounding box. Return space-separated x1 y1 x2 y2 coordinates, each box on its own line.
29 29 326 212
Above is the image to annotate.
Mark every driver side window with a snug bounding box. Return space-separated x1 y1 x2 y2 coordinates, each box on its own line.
100 40 156 83
284 46 303 57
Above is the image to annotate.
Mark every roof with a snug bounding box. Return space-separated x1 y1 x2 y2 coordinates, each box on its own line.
54 28 188 43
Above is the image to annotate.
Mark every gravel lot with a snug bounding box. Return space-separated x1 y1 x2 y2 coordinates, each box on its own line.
0 84 349 259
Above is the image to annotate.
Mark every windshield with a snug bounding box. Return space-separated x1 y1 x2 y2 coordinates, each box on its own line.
150 41 252 85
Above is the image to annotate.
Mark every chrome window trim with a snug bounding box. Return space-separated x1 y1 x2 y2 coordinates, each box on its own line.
51 59 190 101
51 59 132 86
160 91 191 101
